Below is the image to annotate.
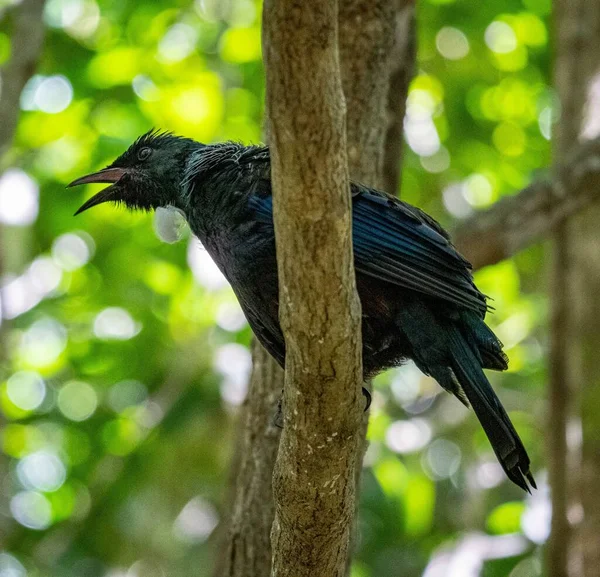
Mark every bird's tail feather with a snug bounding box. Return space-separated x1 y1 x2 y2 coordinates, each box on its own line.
447 326 536 492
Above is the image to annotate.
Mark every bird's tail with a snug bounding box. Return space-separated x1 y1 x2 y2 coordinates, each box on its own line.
446 325 536 492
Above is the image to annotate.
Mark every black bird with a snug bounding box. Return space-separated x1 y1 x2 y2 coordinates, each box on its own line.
69 130 535 491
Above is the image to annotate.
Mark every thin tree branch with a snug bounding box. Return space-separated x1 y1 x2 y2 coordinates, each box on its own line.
453 137 600 271
264 0 364 575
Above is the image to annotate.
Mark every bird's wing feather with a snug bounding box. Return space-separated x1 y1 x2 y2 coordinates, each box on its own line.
247 183 487 315
351 184 488 315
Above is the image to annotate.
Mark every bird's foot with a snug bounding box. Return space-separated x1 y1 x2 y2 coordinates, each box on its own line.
362 386 372 411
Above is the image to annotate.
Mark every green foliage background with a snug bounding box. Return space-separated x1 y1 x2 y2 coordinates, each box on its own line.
0 0 552 575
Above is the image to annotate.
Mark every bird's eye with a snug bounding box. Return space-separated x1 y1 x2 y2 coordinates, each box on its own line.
138 147 152 161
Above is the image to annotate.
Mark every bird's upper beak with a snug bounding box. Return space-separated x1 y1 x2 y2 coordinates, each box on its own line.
68 167 128 215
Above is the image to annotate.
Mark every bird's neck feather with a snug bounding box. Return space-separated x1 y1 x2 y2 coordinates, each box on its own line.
179 143 258 241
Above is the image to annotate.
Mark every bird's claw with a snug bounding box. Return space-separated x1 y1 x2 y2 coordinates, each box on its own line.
362 386 372 411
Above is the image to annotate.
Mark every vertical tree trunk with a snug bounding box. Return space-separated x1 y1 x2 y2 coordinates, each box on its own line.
214 2 414 574
338 1 414 573
549 1 600 576
264 1 364 575
382 0 415 197
213 344 283 577
339 0 396 190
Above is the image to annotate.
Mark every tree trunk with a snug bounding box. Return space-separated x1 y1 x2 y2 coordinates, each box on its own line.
338 1 414 572
382 0 415 197
549 1 600 576
213 343 283 577
215 0 415 577
264 1 364 575
214 1 413 574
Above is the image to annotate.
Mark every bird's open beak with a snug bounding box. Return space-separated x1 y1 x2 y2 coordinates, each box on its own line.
68 167 128 215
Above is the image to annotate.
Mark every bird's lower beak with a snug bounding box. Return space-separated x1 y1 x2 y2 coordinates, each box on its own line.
67 167 128 215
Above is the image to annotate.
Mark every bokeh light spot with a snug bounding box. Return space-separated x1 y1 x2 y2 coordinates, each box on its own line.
0 553 26 577
220 27 262 63
132 75 160 102
158 23 198 63
492 122 526 157
21 75 73 113
522 487 551 543
45 0 84 28
385 419 432 454
215 301 247 332
215 343 251 406
6 371 46 411
173 496 219 543
443 182 473 219
187 241 229 291
423 439 462 480
464 174 494 207
420 146 450 174
93 307 140 340
10 491 52 530
30 257 63 294
0 169 39 226
108 380 148 413
436 27 469 60
19 318 67 368
485 21 518 54
52 232 93 271
58 381 98 421
17 450 66 492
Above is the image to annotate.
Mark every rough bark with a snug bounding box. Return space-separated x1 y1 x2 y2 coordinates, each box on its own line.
548 0 600 576
213 343 283 577
264 1 364 575
452 137 600 271
339 0 396 191
338 1 414 572
214 2 412 574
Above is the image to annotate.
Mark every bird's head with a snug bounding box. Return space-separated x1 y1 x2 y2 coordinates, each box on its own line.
68 130 197 215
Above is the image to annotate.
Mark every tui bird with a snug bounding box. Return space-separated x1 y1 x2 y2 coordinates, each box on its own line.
69 130 535 492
